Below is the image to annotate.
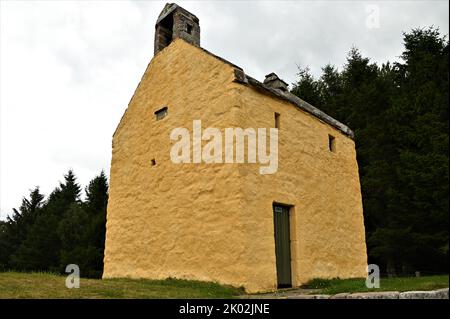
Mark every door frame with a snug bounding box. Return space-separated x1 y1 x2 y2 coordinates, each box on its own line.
272 202 295 288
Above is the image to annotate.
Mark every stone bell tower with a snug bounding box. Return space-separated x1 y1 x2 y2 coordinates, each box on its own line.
154 3 200 55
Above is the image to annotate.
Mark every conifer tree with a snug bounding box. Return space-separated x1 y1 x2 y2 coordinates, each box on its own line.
12 170 81 271
0 187 44 270
291 27 449 275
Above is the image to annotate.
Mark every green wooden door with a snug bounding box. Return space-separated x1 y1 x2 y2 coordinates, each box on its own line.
273 204 292 288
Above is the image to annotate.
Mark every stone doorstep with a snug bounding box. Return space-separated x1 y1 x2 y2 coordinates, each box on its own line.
346 291 400 299
287 294 331 299
326 288 448 299
329 293 350 299
289 291 400 299
398 288 449 299
242 288 449 299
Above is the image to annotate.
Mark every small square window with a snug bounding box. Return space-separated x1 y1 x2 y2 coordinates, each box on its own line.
328 135 336 152
155 107 168 120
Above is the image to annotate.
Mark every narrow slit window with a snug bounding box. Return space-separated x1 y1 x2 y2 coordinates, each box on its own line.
328 134 336 152
186 24 193 34
274 112 280 129
151 158 156 166
155 107 168 120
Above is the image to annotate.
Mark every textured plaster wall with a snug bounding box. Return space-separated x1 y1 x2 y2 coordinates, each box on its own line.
104 39 251 289
232 83 368 291
103 39 367 293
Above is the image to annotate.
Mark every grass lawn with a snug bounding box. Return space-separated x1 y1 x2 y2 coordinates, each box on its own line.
303 275 449 295
1 272 447 298
0 272 244 299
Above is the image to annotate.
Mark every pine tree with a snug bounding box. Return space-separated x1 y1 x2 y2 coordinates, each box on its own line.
291 66 323 107
0 187 44 270
291 27 449 275
83 171 108 278
12 170 81 272
57 171 109 278
0 220 8 270
377 27 449 273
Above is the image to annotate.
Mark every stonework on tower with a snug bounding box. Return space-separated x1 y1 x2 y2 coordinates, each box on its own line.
154 3 200 55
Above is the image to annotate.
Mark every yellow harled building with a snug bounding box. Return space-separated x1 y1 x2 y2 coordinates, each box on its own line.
103 3 368 293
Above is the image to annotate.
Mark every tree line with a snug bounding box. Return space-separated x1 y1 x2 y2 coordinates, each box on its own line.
0 27 448 278
291 27 448 275
0 171 108 278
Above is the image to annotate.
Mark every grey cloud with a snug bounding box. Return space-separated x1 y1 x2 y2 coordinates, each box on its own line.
0 0 448 219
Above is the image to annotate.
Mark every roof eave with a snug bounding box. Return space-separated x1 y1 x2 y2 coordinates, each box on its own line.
234 69 355 139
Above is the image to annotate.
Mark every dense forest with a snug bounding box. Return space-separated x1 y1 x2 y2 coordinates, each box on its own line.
0 27 448 277
291 27 448 275
0 171 108 278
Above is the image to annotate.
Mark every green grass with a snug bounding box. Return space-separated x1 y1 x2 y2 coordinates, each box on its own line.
303 275 449 295
2 272 447 298
0 272 244 299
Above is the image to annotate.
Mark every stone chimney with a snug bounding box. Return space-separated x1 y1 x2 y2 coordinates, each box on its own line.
263 73 289 92
154 3 200 55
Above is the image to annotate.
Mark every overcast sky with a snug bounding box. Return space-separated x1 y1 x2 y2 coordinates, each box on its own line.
0 0 448 219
